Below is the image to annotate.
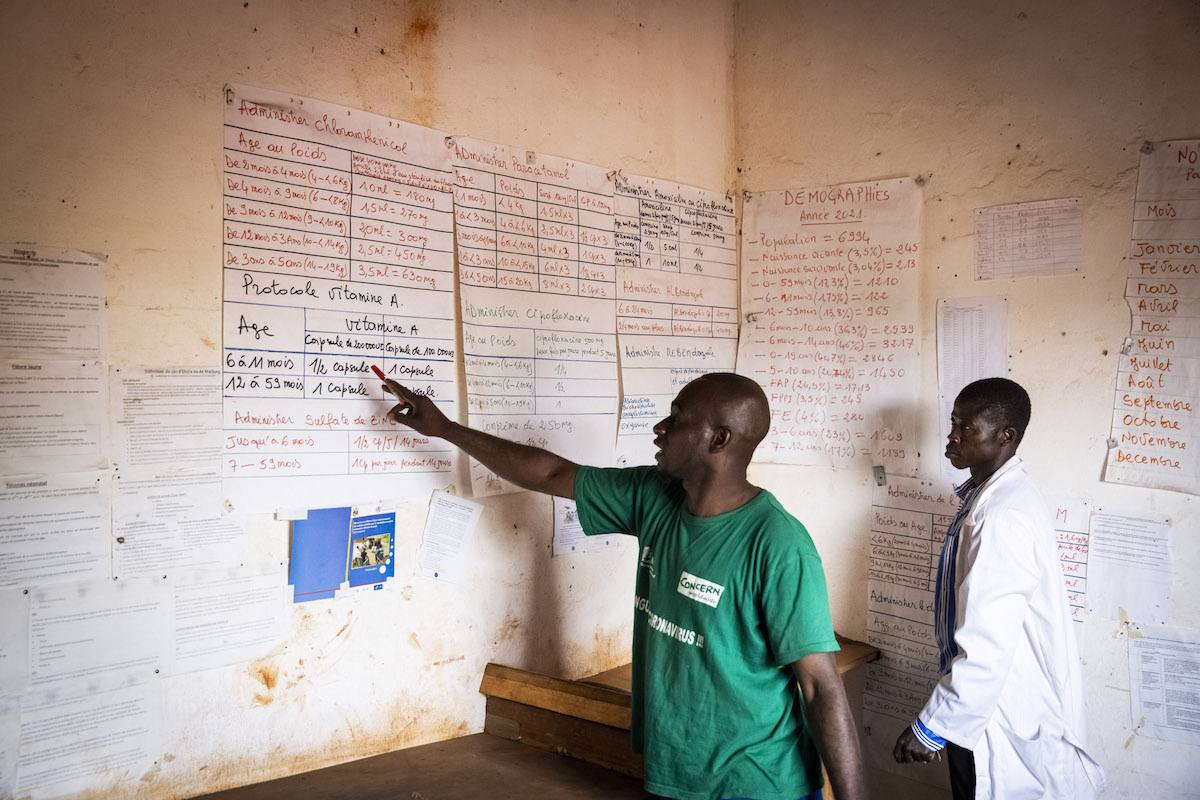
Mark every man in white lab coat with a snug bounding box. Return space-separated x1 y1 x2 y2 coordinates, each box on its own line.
893 378 1105 799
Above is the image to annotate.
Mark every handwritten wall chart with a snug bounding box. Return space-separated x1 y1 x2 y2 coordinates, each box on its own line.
738 179 921 469
613 175 738 466
222 85 458 513
862 476 955 789
1105 139 1200 496
451 138 618 496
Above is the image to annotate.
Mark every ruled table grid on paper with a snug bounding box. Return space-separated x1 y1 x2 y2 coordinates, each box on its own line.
974 197 1082 280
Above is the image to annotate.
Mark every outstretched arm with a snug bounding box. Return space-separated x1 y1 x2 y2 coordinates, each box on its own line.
793 652 866 800
380 378 579 499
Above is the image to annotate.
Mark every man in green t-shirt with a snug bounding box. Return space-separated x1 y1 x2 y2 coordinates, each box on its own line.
378 371 864 800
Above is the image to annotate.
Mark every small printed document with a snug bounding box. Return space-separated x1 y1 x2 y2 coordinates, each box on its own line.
172 564 290 675
0 360 108 474
29 577 169 687
936 296 1008 483
15 683 159 800
1088 512 1172 624
0 244 106 358
110 368 246 577
0 472 111 589
1129 624 1200 745
552 496 617 556
416 491 482 583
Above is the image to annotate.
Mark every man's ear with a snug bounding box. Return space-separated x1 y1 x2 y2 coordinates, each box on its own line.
999 426 1017 445
710 426 732 453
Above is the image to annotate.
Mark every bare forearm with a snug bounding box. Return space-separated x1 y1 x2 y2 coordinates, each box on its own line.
806 680 866 800
794 653 866 800
379 379 578 498
436 420 577 498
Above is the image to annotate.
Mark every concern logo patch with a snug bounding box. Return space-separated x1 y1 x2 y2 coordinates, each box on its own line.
677 571 725 608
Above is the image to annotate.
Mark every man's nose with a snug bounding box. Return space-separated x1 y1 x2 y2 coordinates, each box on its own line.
652 418 667 435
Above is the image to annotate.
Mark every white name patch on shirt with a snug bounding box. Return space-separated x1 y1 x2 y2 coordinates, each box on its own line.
677 571 725 608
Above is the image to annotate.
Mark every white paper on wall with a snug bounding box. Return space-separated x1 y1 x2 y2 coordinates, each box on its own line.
416 490 482 583
1128 624 1200 746
222 84 459 513
936 296 1008 484
1044 493 1092 626
974 197 1082 280
111 367 223 474
451 137 619 496
737 179 922 470
0 245 107 359
1088 511 1171 624
0 360 108 475
0 692 17 800
552 496 618 556
0 472 111 589
15 682 160 800
1104 139 1200 496
111 367 248 577
613 174 738 466
862 475 956 790
112 472 246 579
29 577 169 688
0 588 29 689
170 564 290 675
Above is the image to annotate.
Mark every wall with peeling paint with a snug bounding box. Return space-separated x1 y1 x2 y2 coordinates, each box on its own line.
0 1 734 798
734 1 1200 798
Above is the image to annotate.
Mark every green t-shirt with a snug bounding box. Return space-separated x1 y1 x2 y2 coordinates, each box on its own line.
574 466 839 800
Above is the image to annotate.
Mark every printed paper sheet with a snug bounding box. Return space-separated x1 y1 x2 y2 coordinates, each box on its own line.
1088 511 1172 624
552 497 617 556
416 490 482 583
0 245 106 359
29 577 169 688
1129 624 1200 745
15 683 160 800
0 360 108 475
0 472 110 589
111 368 246 577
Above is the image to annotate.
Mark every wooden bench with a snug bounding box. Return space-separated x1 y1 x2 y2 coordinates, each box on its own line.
480 635 879 797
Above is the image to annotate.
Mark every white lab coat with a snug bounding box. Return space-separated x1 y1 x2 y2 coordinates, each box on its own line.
918 458 1106 799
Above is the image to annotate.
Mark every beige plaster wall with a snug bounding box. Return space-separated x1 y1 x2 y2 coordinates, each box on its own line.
3 0 1198 797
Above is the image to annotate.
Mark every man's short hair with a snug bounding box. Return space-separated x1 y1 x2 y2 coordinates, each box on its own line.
697 372 771 446
957 377 1031 443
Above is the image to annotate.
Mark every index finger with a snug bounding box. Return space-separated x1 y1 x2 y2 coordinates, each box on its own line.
379 378 412 408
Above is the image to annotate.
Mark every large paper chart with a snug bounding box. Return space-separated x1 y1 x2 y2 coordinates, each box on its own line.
222 84 458 513
614 175 738 466
452 138 619 496
1105 139 1200 495
738 179 921 469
